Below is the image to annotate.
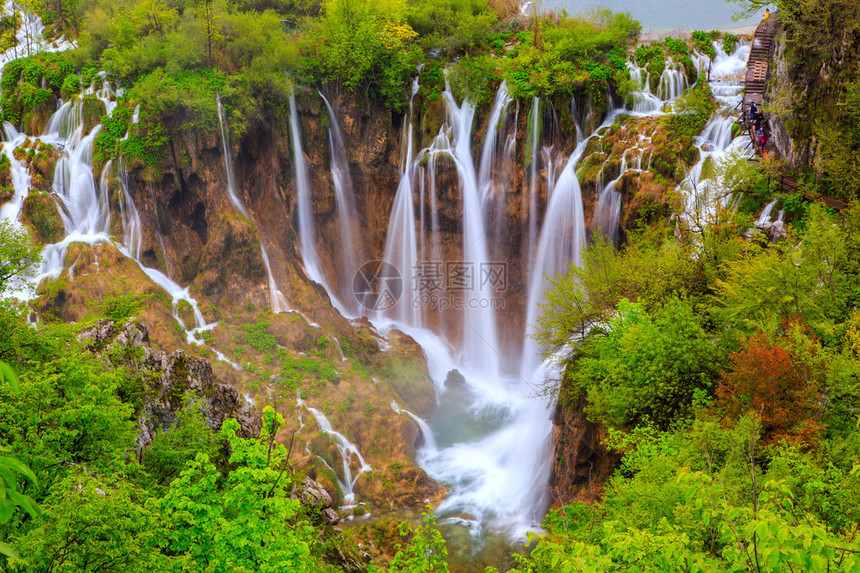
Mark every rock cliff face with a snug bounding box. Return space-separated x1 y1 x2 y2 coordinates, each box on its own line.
766 27 813 169
78 318 261 454
547 389 618 507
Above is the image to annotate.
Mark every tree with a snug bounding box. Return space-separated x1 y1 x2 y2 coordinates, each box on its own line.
14 475 169 571
156 407 328 572
571 298 721 430
385 508 449 573
717 320 827 446
0 220 42 296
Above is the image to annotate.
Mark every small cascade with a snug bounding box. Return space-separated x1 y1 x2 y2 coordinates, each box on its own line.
43 100 83 138
320 92 363 315
627 62 662 114
216 95 288 313
259 244 289 313
288 91 325 286
300 400 371 505
657 58 687 101
390 400 437 452
0 126 30 224
771 210 786 238
757 200 777 226
215 94 248 217
678 42 752 217
592 178 622 245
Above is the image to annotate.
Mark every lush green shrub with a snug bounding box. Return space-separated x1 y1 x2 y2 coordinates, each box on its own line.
660 78 718 138
691 30 716 59
722 32 739 54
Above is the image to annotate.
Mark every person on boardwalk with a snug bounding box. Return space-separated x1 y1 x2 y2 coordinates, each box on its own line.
763 8 770 20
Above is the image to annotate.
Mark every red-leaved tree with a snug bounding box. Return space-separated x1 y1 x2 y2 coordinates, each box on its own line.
717 320 825 447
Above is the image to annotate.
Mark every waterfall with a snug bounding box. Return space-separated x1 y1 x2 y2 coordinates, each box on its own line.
526 97 541 265
115 159 142 260
477 81 512 205
390 400 437 452
758 200 777 226
216 94 288 313
593 178 623 245
288 91 325 285
442 89 500 377
301 399 371 505
320 92 363 315
215 94 248 218
657 58 687 101
379 77 422 326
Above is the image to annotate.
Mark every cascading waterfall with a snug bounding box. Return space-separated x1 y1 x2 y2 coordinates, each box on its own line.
215 95 248 218
477 81 513 205
526 97 541 266
115 158 142 260
0 27 233 356
758 199 777 226
215 95 289 314
320 92 363 315
288 91 325 286
381 77 423 327
657 58 687 101
678 43 751 215
300 399 371 506
441 88 500 376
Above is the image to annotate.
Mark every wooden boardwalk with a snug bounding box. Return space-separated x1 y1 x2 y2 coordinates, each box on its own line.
741 16 848 211
742 16 777 130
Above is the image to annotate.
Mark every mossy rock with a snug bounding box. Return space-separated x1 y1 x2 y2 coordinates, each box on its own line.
21 96 58 135
176 299 197 327
82 97 106 135
22 191 64 244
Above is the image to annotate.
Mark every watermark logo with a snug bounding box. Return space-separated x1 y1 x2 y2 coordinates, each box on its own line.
353 261 403 311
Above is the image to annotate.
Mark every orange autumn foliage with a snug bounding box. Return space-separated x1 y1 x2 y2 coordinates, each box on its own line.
717 321 825 447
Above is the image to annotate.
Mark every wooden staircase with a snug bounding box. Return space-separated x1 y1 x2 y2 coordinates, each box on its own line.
739 17 848 211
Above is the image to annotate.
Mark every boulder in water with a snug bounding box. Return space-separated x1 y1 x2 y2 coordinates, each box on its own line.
445 369 466 388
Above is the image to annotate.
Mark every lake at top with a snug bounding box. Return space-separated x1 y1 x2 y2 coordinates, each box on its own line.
536 0 770 32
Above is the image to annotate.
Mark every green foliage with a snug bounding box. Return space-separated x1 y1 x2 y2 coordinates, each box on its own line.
239 321 277 352
571 298 721 429
15 474 169 571
156 409 328 571
507 415 860 572
406 0 499 56
0 220 43 295
501 9 640 100
660 78 718 138
0 365 39 561
634 43 665 83
98 291 153 323
691 30 716 59
446 55 495 105
0 301 355 570
142 400 225 487
0 52 76 126
712 204 852 337
385 508 449 572
722 33 739 55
